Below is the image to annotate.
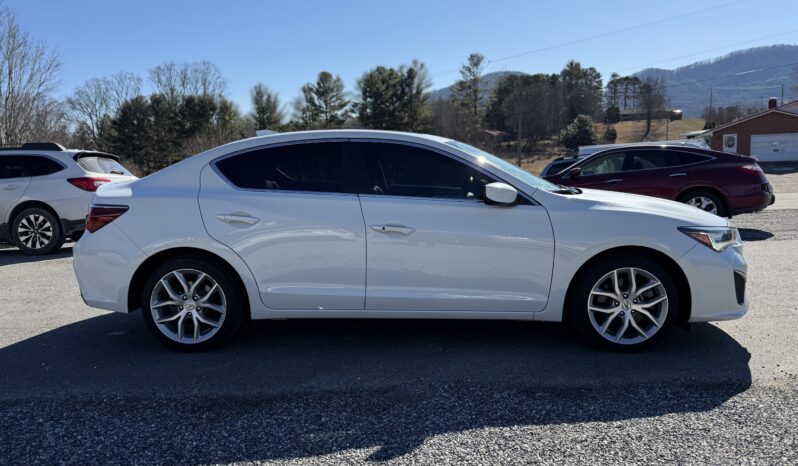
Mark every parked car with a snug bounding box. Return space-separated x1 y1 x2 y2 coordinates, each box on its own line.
539 155 583 177
544 145 774 217
73 131 748 352
0 143 137 255
577 139 709 157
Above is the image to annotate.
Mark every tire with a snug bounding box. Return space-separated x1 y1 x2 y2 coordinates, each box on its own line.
140 256 246 351
11 207 65 255
679 190 727 217
567 253 679 352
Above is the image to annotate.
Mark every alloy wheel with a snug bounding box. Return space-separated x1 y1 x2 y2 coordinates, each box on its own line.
686 196 718 215
150 268 227 344
587 267 668 345
17 214 53 250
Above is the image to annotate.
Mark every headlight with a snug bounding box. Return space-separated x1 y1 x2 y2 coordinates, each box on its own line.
678 226 742 252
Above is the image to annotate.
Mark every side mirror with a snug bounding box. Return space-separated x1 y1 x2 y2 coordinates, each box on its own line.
565 167 581 179
484 182 518 206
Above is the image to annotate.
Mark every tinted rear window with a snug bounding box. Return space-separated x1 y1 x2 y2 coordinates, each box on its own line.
28 156 64 176
0 156 28 179
77 156 132 176
215 142 345 193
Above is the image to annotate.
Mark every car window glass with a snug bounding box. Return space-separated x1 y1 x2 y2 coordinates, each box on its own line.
216 142 345 193
676 151 711 165
77 156 132 176
28 156 64 176
360 142 496 199
580 152 626 176
626 150 683 171
0 156 28 179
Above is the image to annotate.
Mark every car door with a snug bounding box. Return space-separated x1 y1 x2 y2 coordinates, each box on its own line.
353 140 554 313
0 155 31 226
198 140 366 311
619 149 696 199
566 151 629 192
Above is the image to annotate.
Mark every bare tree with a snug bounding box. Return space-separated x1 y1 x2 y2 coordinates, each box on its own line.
639 77 667 140
149 61 225 99
67 71 142 148
0 7 61 145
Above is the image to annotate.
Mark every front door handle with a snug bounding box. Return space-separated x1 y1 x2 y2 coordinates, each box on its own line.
216 214 259 225
2 184 20 191
605 179 623 183
371 224 415 235
669 173 687 177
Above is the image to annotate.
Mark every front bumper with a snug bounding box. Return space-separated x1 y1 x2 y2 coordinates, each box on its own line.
677 242 748 322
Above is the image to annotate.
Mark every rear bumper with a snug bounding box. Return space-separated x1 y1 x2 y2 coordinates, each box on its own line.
729 187 773 216
61 218 85 236
677 243 748 322
73 223 146 313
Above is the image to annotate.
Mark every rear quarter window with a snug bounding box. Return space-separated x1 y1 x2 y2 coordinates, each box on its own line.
28 156 64 176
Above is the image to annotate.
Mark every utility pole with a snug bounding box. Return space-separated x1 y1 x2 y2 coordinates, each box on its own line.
781 84 785 105
708 87 713 113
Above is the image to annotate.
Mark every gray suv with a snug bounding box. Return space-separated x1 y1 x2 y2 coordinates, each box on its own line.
0 143 137 255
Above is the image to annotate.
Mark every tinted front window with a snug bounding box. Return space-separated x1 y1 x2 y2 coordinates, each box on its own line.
580 152 626 176
216 142 345 193
360 142 496 199
77 156 132 176
0 156 28 179
28 156 64 176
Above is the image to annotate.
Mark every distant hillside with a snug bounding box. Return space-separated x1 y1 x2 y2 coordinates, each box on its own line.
428 45 798 117
636 45 798 117
429 71 524 101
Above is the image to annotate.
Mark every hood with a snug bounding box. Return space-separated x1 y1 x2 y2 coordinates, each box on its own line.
570 188 729 227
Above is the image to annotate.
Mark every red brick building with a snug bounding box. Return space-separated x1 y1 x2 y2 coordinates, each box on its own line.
707 98 798 162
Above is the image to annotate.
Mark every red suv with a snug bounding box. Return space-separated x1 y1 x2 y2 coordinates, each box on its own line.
543 145 774 217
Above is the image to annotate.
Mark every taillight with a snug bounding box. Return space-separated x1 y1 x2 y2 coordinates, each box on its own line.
86 206 128 233
735 164 763 175
68 177 111 192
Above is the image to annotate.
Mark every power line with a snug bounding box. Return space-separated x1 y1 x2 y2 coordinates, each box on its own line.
612 28 798 73
432 0 755 77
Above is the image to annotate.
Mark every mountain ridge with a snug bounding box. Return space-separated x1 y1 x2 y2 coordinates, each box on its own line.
428 44 798 117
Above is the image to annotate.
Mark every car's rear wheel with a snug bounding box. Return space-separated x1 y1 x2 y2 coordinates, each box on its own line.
140 256 245 351
680 190 727 217
568 254 678 351
11 207 64 255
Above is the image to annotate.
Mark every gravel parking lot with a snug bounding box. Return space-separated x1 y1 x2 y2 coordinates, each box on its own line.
1 168 797 465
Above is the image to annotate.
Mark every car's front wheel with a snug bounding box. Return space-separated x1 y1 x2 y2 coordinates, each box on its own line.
11 207 65 255
568 254 678 351
140 256 246 351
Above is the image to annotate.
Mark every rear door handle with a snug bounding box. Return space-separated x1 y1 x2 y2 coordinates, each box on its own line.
605 179 623 183
371 224 415 235
2 184 20 191
669 173 687 177
216 214 259 225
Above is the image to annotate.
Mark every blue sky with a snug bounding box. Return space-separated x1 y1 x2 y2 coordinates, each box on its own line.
7 0 798 116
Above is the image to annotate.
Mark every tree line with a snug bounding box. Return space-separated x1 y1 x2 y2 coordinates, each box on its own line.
0 5 672 175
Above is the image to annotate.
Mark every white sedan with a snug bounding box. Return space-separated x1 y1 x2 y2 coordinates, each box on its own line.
73 130 748 351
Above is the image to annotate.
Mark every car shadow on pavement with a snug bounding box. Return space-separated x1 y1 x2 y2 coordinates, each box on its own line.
0 245 73 266
0 315 751 463
739 228 774 241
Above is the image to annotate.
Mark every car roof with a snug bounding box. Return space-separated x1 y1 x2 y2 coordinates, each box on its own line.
587 144 723 158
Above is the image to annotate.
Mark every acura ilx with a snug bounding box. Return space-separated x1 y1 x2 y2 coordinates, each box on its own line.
73 130 748 351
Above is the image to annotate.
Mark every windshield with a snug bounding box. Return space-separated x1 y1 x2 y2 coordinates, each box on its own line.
77 156 132 176
445 140 561 192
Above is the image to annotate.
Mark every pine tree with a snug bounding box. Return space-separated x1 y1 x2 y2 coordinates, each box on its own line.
249 83 282 130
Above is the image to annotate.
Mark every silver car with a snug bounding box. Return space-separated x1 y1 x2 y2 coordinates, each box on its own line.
0 142 137 255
